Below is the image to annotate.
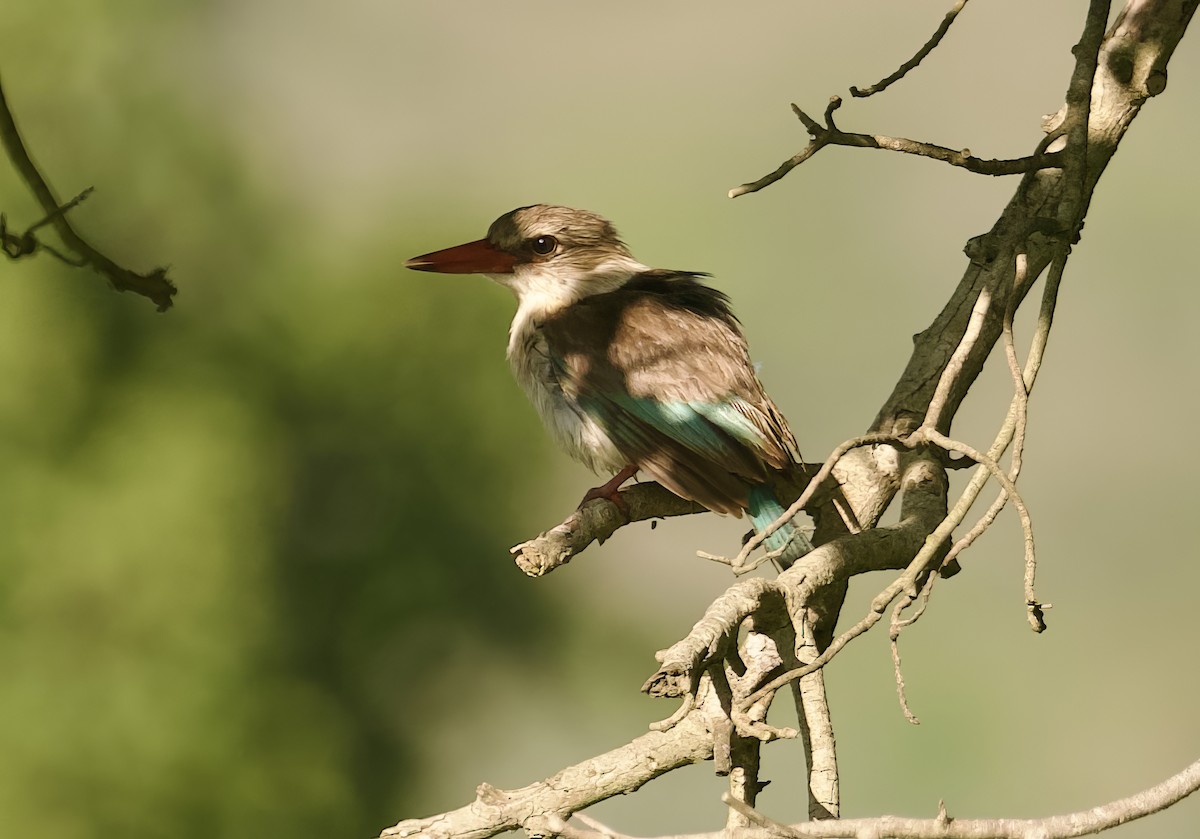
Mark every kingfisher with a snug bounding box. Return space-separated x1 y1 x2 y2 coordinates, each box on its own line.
406 205 811 566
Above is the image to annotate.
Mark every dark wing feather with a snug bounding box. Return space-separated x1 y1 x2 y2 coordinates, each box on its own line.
542 271 800 514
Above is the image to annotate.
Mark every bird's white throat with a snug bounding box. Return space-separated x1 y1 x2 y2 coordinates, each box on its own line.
495 258 643 476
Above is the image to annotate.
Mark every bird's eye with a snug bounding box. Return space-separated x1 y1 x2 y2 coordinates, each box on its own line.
530 235 559 256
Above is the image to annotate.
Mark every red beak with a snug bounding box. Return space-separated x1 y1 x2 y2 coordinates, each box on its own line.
405 239 516 274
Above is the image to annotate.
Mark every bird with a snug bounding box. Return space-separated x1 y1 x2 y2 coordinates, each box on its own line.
406 204 812 566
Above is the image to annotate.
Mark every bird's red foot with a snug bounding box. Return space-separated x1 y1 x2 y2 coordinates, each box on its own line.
580 464 638 518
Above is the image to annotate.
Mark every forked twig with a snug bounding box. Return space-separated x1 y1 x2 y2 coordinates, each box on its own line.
0 76 176 310
851 0 972 98
730 96 1061 199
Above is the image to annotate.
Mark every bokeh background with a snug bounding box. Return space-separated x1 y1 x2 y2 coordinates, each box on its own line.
1 2 1197 837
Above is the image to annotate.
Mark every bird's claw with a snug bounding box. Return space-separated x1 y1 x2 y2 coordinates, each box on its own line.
579 464 638 518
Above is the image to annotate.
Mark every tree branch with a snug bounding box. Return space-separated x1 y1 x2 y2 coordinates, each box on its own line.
380 697 718 839
718 757 1200 839
850 0 972 98
728 96 1062 199
545 758 1200 839
0 75 177 311
391 4 1199 836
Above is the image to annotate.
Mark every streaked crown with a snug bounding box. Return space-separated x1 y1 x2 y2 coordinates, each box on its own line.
487 205 634 267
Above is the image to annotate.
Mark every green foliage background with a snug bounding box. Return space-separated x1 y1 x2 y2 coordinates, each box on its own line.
1 2 1197 838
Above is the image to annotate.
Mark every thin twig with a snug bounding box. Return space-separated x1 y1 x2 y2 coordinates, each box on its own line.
573 813 620 837
725 432 908 569
741 440 999 710
851 0 972 98
730 97 1061 198
943 253 1064 573
887 516 944 722
742 579 907 710
647 693 695 733
727 132 833 199
942 257 1030 562
722 794 797 837
889 599 921 725
923 428 1045 632
1058 0 1112 230
24 185 94 236
894 561 939 630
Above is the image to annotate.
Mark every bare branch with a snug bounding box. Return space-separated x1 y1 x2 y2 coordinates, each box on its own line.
714 757 1200 839
731 433 906 569
639 458 947 730
0 76 177 310
380 696 722 839
512 483 703 576
726 131 833 199
889 252 1055 646
943 252 1063 567
850 1 972 98
729 96 1062 199
888 604 921 725
392 6 1200 837
741 458 950 710
544 757 1200 839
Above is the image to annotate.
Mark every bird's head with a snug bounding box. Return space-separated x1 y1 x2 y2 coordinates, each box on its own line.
406 205 647 315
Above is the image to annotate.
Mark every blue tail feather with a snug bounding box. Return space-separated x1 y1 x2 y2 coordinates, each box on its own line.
747 485 812 567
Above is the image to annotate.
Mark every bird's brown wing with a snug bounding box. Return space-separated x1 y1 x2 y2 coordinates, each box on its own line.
542 272 800 514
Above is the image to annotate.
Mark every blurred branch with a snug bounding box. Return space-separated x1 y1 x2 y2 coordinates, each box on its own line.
0 75 177 311
512 466 825 576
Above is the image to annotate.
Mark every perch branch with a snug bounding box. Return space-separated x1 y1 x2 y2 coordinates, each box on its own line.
512 483 703 576
888 596 922 725
728 432 906 570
